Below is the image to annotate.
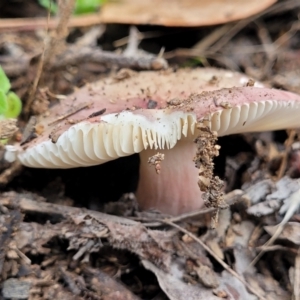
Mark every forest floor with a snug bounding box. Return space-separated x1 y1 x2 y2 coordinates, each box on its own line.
0 1 300 299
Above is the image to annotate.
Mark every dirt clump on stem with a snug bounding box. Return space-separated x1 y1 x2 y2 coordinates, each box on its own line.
194 121 225 227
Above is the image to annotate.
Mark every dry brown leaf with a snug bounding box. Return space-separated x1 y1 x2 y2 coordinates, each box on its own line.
244 179 274 205
100 0 277 27
83 267 140 300
194 263 219 288
0 119 18 140
264 222 300 245
142 260 220 300
106 221 174 270
245 273 290 300
143 260 260 300
218 271 257 300
247 199 281 217
246 177 300 217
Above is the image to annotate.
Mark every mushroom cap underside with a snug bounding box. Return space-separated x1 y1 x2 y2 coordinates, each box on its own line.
18 87 300 168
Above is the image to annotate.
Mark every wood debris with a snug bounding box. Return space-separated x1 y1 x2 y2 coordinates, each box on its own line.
48 102 92 126
0 119 18 140
87 108 106 119
20 116 37 146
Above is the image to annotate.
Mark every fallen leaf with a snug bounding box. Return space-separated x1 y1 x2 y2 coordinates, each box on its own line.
195 263 219 288
218 271 258 300
101 0 277 27
142 260 220 300
244 179 274 205
264 222 300 245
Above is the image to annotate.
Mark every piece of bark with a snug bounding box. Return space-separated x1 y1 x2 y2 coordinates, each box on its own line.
83 266 140 300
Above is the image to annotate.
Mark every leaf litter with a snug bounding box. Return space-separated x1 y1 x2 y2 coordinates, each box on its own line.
1 0 300 299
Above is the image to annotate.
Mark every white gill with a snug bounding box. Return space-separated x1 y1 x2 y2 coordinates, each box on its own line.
17 99 300 168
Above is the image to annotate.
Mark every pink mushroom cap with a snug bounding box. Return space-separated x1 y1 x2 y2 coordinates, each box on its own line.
15 68 300 215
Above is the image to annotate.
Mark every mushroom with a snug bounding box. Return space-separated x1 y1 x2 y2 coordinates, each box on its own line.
15 68 300 215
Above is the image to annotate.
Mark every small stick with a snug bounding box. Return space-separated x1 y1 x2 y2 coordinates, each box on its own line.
87 108 106 118
24 0 76 117
48 102 92 126
294 249 300 300
249 187 300 268
277 129 296 179
0 14 105 33
53 47 168 71
139 189 244 227
0 161 23 186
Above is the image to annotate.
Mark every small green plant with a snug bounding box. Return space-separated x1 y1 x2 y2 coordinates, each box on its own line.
0 66 22 119
39 0 106 15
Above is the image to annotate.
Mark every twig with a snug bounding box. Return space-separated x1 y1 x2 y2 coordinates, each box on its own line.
0 192 138 226
52 24 167 70
160 219 267 300
87 108 106 119
249 187 300 268
24 0 76 117
2 41 168 80
140 189 245 227
2 26 167 79
192 24 233 52
256 245 297 253
255 20 276 78
48 102 92 126
0 26 105 78
23 11 50 117
277 130 296 180
0 13 104 33
53 46 168 70
123 26 140 56
24 47 45 117
274 22 300 48
75 25 106 47
172 189 244 220
44 0 76 63
294 248 300 300
59 267 81 295
0 161 23 186
0 209 23 277
113 29 171 48
164 0 300 60
210 0 300 54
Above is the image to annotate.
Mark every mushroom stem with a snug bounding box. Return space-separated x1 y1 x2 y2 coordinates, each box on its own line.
136 138 203 215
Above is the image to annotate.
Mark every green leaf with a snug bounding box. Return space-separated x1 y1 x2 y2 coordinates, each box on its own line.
0 90 8 115
4 92 22 118
39 0 106 15
0 66 11 94
38 0 58 14
0 139 8 145
75 0 106 14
